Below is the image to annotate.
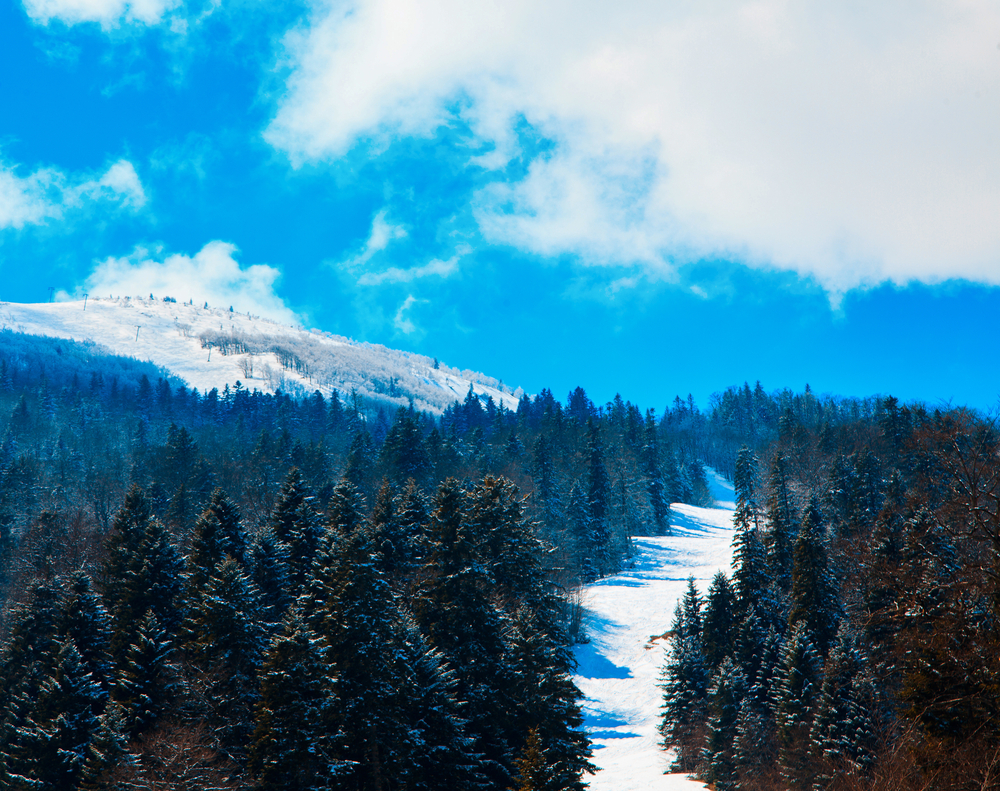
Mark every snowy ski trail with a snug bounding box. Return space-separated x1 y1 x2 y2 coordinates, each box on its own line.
574 470 736 791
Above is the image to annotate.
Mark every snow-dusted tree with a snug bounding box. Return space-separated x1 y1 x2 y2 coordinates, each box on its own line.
763 454 797 592
659 581 709 774
249 610 344 791
182 556 265 758
810 626 879 784
702 572 736 674
788 496 839 656
703 656 748 791
774 622 821 789
4 639 104 790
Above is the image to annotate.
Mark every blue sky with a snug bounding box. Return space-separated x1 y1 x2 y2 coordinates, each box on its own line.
1 0 999 412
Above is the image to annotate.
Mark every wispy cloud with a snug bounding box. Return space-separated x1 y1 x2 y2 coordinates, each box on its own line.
340 208 408 270
393 294 424 334
268 0 1000 294
0 157 146 230
22 0 181 29
357 252 462 286
81 240 301 324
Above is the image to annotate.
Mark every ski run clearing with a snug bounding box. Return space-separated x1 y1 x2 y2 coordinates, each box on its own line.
575 469 736 791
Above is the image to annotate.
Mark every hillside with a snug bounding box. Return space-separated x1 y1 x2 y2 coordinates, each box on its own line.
0 298 522 414
577 470 734 791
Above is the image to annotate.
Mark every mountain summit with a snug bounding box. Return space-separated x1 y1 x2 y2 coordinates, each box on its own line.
0 297 522 414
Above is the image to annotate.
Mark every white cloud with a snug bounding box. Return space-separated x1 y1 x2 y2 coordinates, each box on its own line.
357 252 461 286
83 240 301 324
339 208 408 269
23 0 179 28
392 294 423 334
0 158 146 230
268 0 1000 293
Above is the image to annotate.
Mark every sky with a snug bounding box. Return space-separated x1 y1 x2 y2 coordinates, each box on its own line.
1 0 999 413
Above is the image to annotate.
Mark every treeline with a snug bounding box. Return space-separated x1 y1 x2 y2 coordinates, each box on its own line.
660 401 1000 790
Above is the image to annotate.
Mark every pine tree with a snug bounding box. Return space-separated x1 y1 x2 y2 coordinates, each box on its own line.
414 479 514 788
659 581 708 774
702 572 736 674
731 522 769 624
101 487 184 662
186 488 249 591
763 454 797 592
249 610 345 791
788 496 838 656
183 556 265 759
703 657 748 791
57 571 113 702
113 610 177 738
774 622 820 789
504 606 594 791
585 421 612 577
271 468 324 597
733 446 761 533
5 639 105 790
809 626 879 784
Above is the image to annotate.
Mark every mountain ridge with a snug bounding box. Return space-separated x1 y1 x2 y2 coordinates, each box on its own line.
0 297 523 414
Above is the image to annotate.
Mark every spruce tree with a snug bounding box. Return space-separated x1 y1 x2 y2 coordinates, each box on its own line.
182 556 265 759
763 454 797 592
702 572 736 674
659 583 708 774
703 656 748 791
788 496 839 656
249 610 344 791
775 622 820 789
5 639 104 790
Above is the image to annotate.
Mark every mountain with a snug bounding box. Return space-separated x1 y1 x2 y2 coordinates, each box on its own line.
0 297 522 414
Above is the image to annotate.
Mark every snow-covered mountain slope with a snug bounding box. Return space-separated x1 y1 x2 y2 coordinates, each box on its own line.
575 470 735 791
0 298 523 414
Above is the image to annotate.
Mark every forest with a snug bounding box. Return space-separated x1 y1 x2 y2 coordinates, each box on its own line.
2 328 991 790
660 401 1000 790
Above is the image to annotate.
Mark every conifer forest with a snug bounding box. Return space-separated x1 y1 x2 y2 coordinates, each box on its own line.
1 330 998 790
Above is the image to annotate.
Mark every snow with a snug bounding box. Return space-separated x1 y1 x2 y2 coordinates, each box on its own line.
575 469 736 791
0 298 522 414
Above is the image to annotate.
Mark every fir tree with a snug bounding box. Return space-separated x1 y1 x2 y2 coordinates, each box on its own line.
112 610 177 738
703 657 748 791
788 496 839 656
249 610 344 791
774 622 820 789
659 582 708 774
5 639 104 791
702 572 736 674
763 454 797 592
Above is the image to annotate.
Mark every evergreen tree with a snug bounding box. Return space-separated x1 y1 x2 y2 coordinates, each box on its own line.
101 487 184 662
112 610 176 738
809 626 879 784
774 622 820 789
4 639 104 791
57 571 113 702
763 454 797 592
414 479 514 788
731 522 769 624
183 556 265 759
702 572 736 674
585 421 612 577
659 581 708 774
788 496 839 656
703 657 748 791
249 610 344 791
186 488 249 591
733 446 761 533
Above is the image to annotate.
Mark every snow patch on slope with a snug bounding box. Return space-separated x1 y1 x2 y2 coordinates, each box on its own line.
0 298 523 414
576 469 735 790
